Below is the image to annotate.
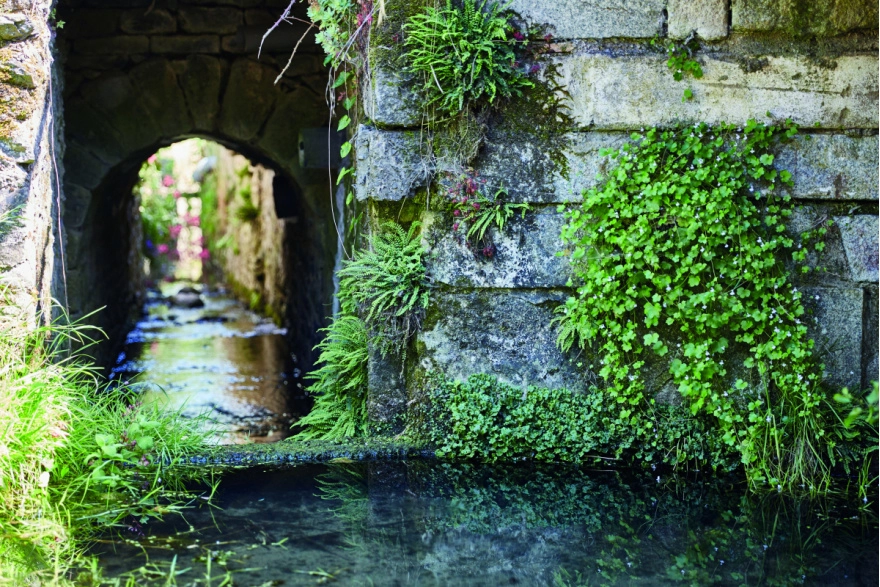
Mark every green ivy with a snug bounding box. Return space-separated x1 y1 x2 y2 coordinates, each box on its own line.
404 0 533 118
553 120 857 492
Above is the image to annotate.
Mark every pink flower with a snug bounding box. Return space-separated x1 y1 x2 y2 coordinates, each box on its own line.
173 190 181 199
199 249 210 260
162 175 175 187
186 215 200 227
453 209 461 217
169 224 182 238
512 31 525 41
157 244 169 254
473 203 481 210
452 222 459 231
147 154 158 164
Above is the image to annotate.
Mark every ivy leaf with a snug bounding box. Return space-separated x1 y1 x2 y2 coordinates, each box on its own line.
337 115 351 132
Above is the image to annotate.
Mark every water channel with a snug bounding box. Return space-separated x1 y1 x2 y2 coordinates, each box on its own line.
97 285 879 586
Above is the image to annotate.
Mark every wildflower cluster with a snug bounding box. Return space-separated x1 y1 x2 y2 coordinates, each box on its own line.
137 148 211 279
555 119 847 491
443 169 528 258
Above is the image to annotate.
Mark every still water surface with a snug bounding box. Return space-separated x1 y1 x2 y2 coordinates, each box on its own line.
95 463 878 586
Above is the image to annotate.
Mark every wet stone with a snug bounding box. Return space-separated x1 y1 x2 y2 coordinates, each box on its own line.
801 286 863 391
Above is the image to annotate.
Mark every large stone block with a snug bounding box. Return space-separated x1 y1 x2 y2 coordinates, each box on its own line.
76 35 148 54
731 0 879 36
558 52 878 130
835 215 879 283
354 125 431 202
119 8 176 34
668 0 729 40
178 7 242 35
367 341 406 430
801 286 862 390
128 59 192 139
417 290 588 392
424 208 570 289
177 54 224 132
150 35 219 54
506 0 664 40
776 134 878 201
219 59 278 142
362 49 421 128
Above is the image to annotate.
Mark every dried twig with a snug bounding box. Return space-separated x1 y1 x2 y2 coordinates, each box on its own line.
259 0 298 59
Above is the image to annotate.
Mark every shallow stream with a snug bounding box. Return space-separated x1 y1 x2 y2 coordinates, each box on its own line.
111 285 306 444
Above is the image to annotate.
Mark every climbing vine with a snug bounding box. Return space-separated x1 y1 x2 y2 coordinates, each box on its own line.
553 119 860 492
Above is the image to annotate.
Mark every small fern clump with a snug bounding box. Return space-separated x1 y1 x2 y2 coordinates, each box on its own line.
338 222 429 354
404 0 533 118
293 315 369 440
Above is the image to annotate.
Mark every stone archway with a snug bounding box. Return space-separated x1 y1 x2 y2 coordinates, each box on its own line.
56 0 336 370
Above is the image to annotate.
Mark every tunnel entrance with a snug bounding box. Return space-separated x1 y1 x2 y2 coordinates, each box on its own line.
55 0 338 439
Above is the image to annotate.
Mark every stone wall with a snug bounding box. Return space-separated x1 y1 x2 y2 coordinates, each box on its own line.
356 0 879 426
0 0 64 328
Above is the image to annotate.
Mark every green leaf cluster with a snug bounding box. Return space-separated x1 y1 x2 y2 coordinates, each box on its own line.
338 221 430 352
420 373 734 468
404 0 533 118
554 120 865 492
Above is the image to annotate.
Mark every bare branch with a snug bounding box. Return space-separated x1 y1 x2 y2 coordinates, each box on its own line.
274 22 317 84
260 0 298 59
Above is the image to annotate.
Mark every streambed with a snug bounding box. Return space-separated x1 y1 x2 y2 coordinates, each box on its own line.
111 285 307 444
94 462 877 586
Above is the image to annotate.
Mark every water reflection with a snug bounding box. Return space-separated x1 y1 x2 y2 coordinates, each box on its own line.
112 287 305 443
94 463 878 585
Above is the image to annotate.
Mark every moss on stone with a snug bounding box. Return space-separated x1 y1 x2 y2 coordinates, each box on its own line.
198 437 432 467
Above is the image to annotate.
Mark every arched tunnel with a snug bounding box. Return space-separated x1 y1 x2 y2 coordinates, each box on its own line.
55 0 338 383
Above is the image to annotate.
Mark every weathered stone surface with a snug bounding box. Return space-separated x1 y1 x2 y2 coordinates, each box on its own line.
801 286 862 391
835 215 879 283
863 286 878 389
63 142 111 191
367 341 406 430
0 13 32 41
219 59 277 142
120 8 176 34
731 0 879 36
63 184 92 230
417 290 587 392
505 0 664 40
150 35 219 54
179 7 242 35
668 0 729 40
0 60 34 88
258 89 319 168
558 52 878 129
354 125 431 202
784 205 851 286
424 208 570 289
76 35 148 54
128 59 192 139
362 50 421 128
777 134 878 201
178 54 224 132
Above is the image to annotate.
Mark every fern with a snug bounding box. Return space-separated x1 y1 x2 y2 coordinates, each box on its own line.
404 0 533 118
293 314 369 440
338 222 430 354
